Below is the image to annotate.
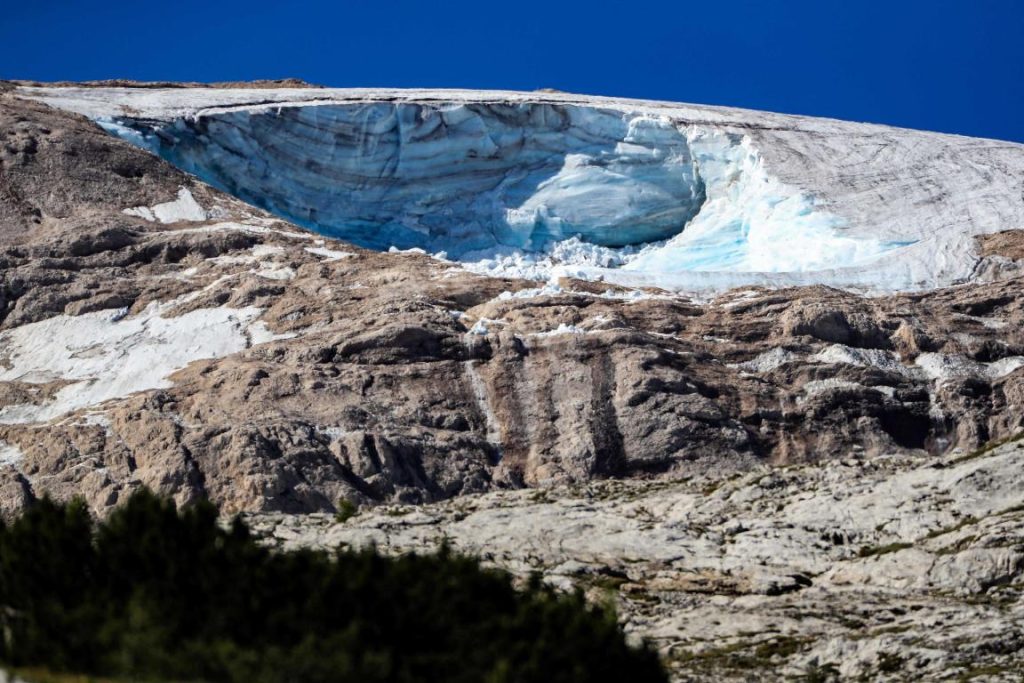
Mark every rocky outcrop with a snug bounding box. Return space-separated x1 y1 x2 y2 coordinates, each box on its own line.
2 89 1024 518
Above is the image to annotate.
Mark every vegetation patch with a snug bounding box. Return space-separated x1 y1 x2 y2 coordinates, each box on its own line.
668 636 809 673
997 503 1024 516
0 490 666 683
876 651 904 673
935 534 978 555
801 662 841 682
334 497 359 523
753 636 806 660
924 516 978 539
857 542 913 558
955 663 1013 681
586 570 631 593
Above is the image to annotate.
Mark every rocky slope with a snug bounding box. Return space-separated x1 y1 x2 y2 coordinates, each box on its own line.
251 435 1024 681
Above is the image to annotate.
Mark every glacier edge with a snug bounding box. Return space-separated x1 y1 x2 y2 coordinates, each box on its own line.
24 86 1024 293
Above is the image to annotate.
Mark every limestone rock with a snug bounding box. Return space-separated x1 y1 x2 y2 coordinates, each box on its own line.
248 437 1024 682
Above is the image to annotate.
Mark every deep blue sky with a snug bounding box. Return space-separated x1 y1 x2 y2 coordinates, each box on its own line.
3 0 1023 142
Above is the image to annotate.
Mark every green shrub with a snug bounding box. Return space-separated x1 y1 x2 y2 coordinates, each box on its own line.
335 498 358 523
0 490 666 683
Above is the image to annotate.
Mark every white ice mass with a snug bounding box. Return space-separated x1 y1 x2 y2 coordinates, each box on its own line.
22 87 1024 293
0 300 270 424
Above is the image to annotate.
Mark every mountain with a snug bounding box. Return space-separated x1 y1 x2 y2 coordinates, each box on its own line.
0 83 1023 516
2 81 1024 680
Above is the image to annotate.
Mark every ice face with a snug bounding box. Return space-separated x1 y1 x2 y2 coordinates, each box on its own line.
104 103 706 255
99 98 908 286
25 86 1024 293
624 129 909 275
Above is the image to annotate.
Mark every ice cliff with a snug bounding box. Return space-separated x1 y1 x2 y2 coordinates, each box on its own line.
24 87 1024 292
106 103 707 254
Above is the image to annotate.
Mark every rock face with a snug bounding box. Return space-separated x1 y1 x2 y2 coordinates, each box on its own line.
1 86 1024 518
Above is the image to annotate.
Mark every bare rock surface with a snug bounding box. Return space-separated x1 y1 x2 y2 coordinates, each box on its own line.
250 436 1024 682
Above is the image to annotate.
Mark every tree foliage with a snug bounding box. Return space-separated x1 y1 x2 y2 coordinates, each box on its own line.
0 490 666 683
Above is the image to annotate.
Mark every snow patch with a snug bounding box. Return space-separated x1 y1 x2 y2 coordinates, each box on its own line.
0 441 24 467
81 413 113 429
177 220 316 242
987 356 1024 378
497 283 564 300
467 319 501 336
252 244 286 258
316 426 350 441
730 347 802 373
305 246 354 261
247 322 298 345
812 345 911 376
0 300 284 424
530 323 586 338
253 263 296 280
915 353 1024 381
124 187 207 224
800 379 874 401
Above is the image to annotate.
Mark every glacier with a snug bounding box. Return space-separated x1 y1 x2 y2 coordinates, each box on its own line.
101 103 707 255
23 87 1024 292
97 101 899 278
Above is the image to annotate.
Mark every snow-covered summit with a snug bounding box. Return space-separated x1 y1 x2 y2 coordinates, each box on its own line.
21 86 1024 293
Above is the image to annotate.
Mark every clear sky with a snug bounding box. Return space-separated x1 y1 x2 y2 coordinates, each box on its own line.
3 0 1023 142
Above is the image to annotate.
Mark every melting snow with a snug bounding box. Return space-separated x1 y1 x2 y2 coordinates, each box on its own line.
305 246 354 261
0 441 24 467
0 300 281 424
124 187 207 224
